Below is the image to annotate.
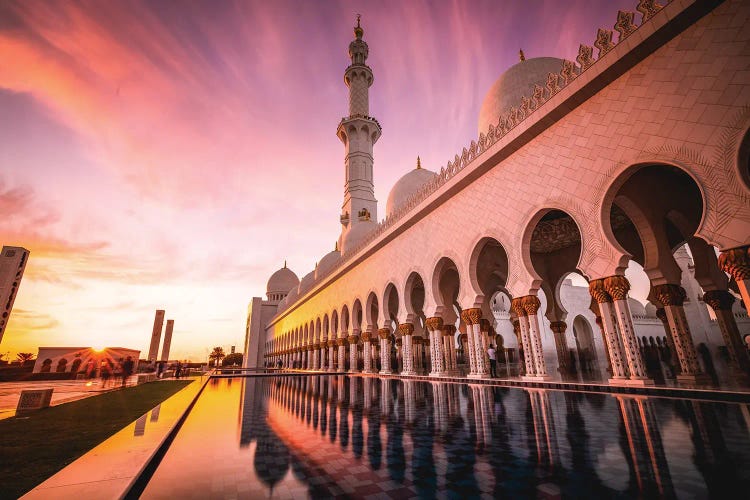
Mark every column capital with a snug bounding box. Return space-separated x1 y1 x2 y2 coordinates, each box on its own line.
652 283 686 307
521 295 541 315
348 335 360 344
511 297 527 317
442 325 456 337
589 278 613 303
549 321 567 334
398 323 414 336
327 339 336 347
703 289 735 311
360 332 371 342
603 275 630 300
460 308 482 325
336 338 347 347
655 307 668 323
425 317 443 331
718 246 750 281
377 327 391 339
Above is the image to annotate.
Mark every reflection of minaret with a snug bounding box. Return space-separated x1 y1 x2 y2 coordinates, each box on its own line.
148 310 165 362
336 16 381 253
615 395 675 498
161 319 174 361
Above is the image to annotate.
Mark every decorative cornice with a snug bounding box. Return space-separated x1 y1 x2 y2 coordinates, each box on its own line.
549 321 567 334
378 328 391 339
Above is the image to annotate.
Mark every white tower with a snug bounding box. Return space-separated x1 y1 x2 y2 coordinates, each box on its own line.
337 16 381 253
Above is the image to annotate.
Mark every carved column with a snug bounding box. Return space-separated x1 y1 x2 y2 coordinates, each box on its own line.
328 340 336 371
311 344 319 370
460 309 478 376
589 279 629 381
652 284 706 383
399 323 416 375
718 246 750 311
604 276 652 385
655 308 679 376
361 332 373 373
319 344 326 371
426 317 445 377
337 337 347 373
463 308 489 378
521 296 549 378
511 298 537 377
378 328 392 374
703 290 750 376
413 337 424 373
348 334 360 373
442 325 458 375
549 321 571 376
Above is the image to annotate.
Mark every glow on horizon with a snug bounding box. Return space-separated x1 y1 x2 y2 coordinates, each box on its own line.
0 0 636 361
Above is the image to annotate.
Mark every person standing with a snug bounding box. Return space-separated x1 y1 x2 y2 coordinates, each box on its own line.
487 344 497 378
122 356 134 387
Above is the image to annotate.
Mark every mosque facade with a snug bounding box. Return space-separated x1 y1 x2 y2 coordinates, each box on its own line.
245 0 750 388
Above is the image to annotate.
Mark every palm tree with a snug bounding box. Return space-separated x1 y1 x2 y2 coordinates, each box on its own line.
16 353 35 364
208 347 225 367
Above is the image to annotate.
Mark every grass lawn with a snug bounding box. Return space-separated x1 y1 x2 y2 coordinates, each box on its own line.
0 380 192 499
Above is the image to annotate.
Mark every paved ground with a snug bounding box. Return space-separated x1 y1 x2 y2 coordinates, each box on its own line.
0 377 139 420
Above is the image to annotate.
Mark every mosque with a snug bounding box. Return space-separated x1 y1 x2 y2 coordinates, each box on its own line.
244 0 750 389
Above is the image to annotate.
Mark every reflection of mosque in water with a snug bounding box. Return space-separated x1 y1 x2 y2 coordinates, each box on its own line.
238 376 750 498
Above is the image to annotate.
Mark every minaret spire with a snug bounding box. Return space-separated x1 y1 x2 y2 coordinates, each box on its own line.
336 16 382 252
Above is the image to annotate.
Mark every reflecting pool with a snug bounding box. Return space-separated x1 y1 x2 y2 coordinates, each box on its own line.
141 376 750 498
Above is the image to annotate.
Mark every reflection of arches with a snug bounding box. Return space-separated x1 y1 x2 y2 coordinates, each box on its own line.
41 359 52 373
572 315 597 375
56 358 68 373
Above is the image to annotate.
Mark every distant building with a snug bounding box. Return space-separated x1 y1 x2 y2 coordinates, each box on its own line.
0 246 29 344
148 310 165 362
32 347 141 374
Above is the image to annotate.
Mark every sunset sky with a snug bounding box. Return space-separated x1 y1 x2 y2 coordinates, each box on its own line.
0 0 637 362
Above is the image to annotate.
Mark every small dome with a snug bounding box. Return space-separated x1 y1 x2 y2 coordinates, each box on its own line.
285 286 299 306
315 250 341 280
644 302 658 317
340 220 376 254
478 56 565 135
298 271 316 295
385 158 437 218
266 265 299 298
628 297 646 316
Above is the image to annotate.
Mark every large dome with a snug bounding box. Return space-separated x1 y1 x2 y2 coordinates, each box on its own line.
315 250 341 280
340 219 376 255
385 159 437 218
266 265 299 297
478 56 565 135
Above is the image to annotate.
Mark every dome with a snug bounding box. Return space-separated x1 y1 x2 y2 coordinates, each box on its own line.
266 265 299 299
628 297 646 316
478 56 565 135
644 302 658 317
298 271 316 295
385 158 437 218
340 220 376 254
315 250 341 280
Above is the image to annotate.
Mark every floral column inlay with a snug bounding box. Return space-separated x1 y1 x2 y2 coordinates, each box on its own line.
348 333 360 373
590 279 628 380
604 276 651 384
652 284 704 380
442 325 458 375
399 323 416 375
378 328 392 374
337 337 347 373
426 317 445 376
361 332 373 373
511 298 537 376
718 246 750 314
521 296 548 378
549 321 571 376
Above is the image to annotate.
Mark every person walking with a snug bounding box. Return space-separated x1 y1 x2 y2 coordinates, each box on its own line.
487 344 497 378
121 356 134 387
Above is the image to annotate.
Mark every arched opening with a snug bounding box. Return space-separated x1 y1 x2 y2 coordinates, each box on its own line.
383 283 399 371
405 272 427 374
526 209 583 380
56 358 68 373
606 164 749 387
571 315 598 378
40 359 52 373
432 257 462 365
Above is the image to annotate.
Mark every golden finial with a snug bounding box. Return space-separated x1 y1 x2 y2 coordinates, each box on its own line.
416 156 421 169
519 49 526 61
354 14 363 39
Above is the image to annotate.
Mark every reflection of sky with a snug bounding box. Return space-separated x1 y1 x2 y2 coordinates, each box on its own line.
2 0 640 358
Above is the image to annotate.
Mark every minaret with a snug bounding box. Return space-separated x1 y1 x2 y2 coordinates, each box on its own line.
337 16 381 248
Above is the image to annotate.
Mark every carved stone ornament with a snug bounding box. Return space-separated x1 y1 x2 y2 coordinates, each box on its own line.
576 44 595 70
549 321 567 334
652 284 687 307
703 290 735 311
614 10 637 40
589 279 612 303
337 338 347 347
480 318 492 332
348 335 360 344
468 308 483 325
636 0 663 22
560 59 577 85
398 323 414 336
521 295 542 316
655 307 668 323
378 328 391 339
594 28 615 57
360 332 371 342
327 339 336 348
442 325 457 337
546 72 561 96
603 275 631 301
718 246 750 281
511 297 527 317
425 317 443 331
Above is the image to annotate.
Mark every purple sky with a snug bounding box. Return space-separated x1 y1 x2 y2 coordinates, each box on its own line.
0 0 637 360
